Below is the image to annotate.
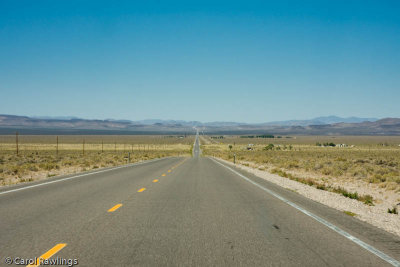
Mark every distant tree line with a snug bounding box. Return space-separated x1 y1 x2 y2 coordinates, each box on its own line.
316 142 336 147
263 144 293 151
240 135 275 138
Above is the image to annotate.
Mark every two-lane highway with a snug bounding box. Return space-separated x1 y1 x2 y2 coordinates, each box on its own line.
1 134 400 266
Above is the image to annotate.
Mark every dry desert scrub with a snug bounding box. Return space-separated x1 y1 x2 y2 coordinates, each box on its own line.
0 135 193 186
202 135 400 208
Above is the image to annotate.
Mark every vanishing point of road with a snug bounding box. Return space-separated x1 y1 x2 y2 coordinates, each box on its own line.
1 133 400 266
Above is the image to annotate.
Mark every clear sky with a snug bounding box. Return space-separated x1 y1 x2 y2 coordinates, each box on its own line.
0 1 399 123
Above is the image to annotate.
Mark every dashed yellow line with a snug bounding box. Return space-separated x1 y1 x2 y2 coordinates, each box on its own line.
27 243 67 267
108 204 122 212
162 159 188 177
26 159 189 267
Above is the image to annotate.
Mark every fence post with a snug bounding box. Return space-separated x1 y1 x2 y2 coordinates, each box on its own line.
83 139 85 155
102 140 104 153
128 152 131 163
56 136 59 156
16 132 19 155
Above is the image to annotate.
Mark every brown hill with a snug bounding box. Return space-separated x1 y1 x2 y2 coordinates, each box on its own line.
0 115 399 135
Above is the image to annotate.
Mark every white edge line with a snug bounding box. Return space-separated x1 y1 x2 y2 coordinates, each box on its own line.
210 157 400 267
0 157 171 196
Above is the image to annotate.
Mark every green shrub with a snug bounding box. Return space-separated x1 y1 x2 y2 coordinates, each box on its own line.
388 207 398 214
360 195 374 205
264 144 274 151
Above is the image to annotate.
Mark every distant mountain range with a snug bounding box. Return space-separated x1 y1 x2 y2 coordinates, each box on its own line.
0 114 398 135
0 114 195 135
261 116 378 126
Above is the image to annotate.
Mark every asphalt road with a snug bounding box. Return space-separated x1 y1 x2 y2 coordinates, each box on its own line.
1 134 400 266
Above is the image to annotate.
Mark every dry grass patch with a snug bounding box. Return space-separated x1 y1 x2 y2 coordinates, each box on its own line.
202 135 400 207
0 135 193 186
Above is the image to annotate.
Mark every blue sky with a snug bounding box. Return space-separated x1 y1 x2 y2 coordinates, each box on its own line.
0 1 399 123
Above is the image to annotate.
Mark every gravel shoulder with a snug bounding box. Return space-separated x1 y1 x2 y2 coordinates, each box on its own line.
216 157 400 237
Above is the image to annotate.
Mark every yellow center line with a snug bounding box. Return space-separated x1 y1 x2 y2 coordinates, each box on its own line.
27 243 67 267
108 204 122 212
153 179 159 183
138 187 146 192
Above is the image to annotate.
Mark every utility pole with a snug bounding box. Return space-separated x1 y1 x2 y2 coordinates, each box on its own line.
16 132 19 155
56 136 59 156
